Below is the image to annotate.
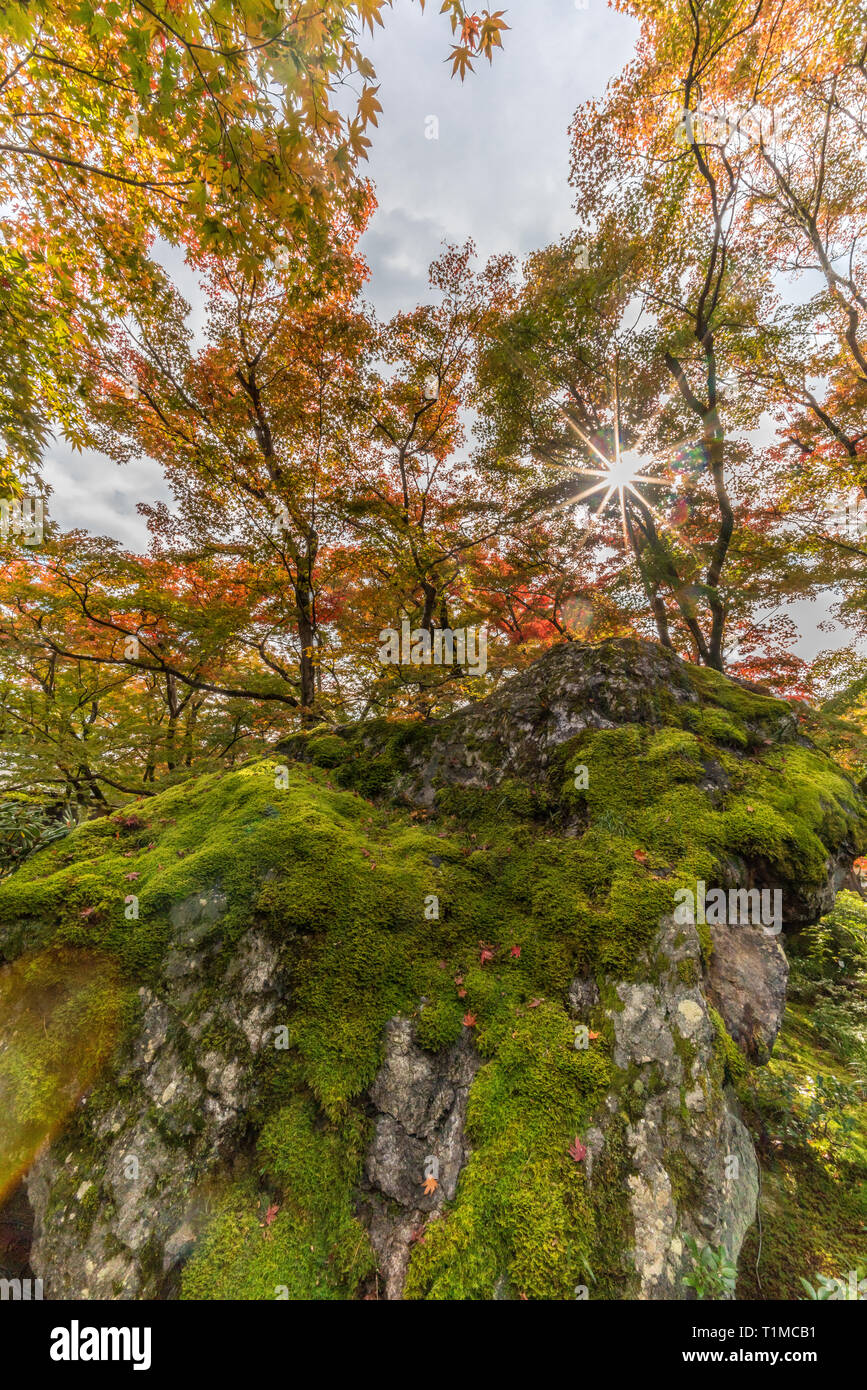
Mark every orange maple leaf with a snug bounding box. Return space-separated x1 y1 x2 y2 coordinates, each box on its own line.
422 1175 438 1195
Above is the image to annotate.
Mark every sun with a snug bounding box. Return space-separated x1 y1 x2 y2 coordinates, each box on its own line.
562 414 664 548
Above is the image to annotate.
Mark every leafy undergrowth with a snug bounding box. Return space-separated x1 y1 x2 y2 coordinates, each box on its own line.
738 893 867 1299
0 646 865 1298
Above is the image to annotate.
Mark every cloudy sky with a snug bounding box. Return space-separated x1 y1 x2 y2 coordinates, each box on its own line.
40 0 853 658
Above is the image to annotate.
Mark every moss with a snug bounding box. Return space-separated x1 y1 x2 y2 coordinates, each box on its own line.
181 1096 374 1300
0 947 132 1194
404 1002 611 1300
0 649 865 1300
737 894 867 1298
709 1006 750 1089
306 734 351 769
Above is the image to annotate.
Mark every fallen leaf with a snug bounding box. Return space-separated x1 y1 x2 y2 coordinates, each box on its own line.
568 1136 588 1163
462 1012 477 1028
422 1175 438 1196
510 945 521 958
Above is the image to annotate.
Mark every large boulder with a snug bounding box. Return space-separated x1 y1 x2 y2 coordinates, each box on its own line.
0 637 864 1300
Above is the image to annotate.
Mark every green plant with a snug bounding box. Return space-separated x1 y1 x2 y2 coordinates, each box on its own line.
799 1265 867 1300
747 1065 861 1158
0 800 79 879
681 1236 737 1300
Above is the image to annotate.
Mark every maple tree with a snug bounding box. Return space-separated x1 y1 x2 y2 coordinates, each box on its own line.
3 0 867 801
554 0 866 686
0 0 509 479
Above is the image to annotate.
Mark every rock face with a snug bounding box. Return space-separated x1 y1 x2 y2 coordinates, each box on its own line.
605 916 759 1297
359 1018 480 1299
1 636 864 1301
26 902 286 1299
706 924 789 1060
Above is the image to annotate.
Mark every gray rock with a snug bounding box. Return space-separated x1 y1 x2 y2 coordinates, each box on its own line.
361 1016 480 1298
26 917 284 1299
603 916 760 1299
567 976 599 1018
706 924 789 1059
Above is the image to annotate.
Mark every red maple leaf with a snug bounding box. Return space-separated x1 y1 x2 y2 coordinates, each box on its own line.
462 1012 477 1028
510 945 521 958
568 1136 588 1163
479 942 495 965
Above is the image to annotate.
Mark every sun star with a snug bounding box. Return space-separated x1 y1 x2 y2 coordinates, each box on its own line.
562 413 666 548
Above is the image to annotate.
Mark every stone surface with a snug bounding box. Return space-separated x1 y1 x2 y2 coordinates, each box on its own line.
360 1017 480 1299
706 923 790 1059
603 915 760 1299
26 911 284 1300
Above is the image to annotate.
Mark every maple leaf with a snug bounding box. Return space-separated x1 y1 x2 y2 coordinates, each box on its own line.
529 998 542 1008
510 945 521 958
422 1175 438 1195
588 1029 600 1042
80 907 97 919
457 988 467 998
358 84 383 129
479 942 495 965
633 849 648 863
262 1203 280 1227
462 1011 477 1027
124 872 139 881
568 1137 588 1163
460 15 481 49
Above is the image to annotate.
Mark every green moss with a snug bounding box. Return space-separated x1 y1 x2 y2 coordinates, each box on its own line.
307 734 351 768
738 894 867 1298
404 1002 611 1300
709 1006 749 1088
0 647 865 1300
181 1095 374 1300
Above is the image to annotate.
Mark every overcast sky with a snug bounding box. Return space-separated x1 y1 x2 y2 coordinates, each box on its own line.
39 0 855 660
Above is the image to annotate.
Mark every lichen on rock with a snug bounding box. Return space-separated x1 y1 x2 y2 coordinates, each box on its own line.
0 636 864 1300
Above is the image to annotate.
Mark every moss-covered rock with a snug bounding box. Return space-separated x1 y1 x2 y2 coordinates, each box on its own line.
0 637 864 1300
